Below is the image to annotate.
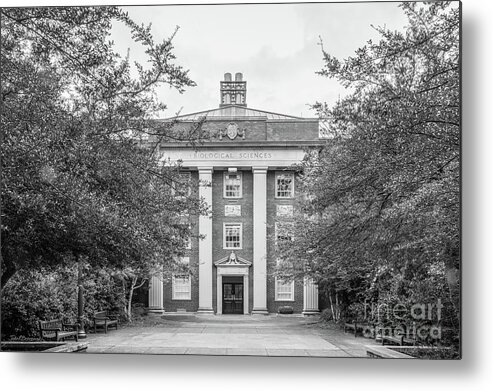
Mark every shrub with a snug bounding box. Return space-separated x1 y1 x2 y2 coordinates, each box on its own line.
319 308 333 322
1 263 126 339
278 306 294 314
1 266 78 338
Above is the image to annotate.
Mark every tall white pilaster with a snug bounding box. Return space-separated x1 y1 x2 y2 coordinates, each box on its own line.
303 277 319 315
252 167 269 314
216 274 223 315
148 274 164 314
197 167 214 313
243 274 249 315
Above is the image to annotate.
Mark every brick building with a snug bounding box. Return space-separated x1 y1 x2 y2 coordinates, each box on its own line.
147 73 321 315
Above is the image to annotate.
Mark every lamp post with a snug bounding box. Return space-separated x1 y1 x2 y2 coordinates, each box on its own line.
77 254 87 339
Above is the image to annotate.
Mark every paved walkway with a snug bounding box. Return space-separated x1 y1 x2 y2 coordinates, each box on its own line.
85 314 377 357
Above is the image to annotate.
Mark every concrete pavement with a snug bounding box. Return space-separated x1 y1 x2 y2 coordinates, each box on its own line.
85 314 377 357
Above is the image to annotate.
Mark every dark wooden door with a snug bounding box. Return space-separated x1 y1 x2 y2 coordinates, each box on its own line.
222 282 243 314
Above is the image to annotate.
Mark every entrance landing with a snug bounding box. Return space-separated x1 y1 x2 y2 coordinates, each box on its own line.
86 314 376 357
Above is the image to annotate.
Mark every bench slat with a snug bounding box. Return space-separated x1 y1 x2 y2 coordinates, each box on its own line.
39 319 78 342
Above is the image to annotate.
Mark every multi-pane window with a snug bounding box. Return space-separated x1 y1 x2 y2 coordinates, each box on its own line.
275 172 294 198
275 222 294 246
224 171 242 198
172 257 191 300
224 223 242 249
275 277 294 301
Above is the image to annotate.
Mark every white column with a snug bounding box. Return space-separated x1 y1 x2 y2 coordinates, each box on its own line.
252 167 269 314
217 274 223 315
243 274 249 314
303 277 320 315
148 274 164 314
197 167 214 313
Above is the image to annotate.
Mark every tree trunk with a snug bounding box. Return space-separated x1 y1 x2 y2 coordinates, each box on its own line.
328 290 341 322
329 292 335 321
1 266 16 292
445 267 460 328
335 292 340 321
0 252 18 292
126 277 137 323
125 276 147 323
444 241 460 328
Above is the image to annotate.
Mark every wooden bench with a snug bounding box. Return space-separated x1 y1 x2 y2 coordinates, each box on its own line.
402 333 417 346
381 333 404 346
92 310 118 333
344 321 374 338
382 334 418 346
39 319 79 342
381 325 416 346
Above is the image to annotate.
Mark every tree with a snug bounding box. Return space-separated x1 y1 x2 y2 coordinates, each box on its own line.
279 2 460 339
1 7 207 291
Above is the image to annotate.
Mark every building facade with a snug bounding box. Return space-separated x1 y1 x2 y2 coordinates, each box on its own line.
147 73 321 315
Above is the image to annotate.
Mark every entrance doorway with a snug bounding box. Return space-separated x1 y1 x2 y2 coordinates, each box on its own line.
222 276 243 314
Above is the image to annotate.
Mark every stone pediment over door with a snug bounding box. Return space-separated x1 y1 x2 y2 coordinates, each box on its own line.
214 251 252 268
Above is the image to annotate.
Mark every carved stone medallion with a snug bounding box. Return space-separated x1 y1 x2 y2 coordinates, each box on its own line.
226 123 239 139
219 122 246 140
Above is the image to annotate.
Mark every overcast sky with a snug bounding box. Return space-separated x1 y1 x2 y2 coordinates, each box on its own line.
110 2 409 118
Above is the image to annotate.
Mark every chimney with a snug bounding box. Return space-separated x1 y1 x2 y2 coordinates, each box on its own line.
220 72 247 107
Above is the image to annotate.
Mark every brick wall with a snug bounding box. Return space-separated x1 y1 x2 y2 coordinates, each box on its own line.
211 169 254 312
266 170 304 313
159 118 320 144
163 171 200 312
266 121 319 141
161 169 306 314
203 120 267 142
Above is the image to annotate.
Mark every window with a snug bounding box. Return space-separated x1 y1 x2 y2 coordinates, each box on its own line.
275 277 294 301
275 222 294 246
172 257 191 300
174 172 191 197
275 172 294 198
224 223 242 249
224 171 242 198
172 275 191 300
